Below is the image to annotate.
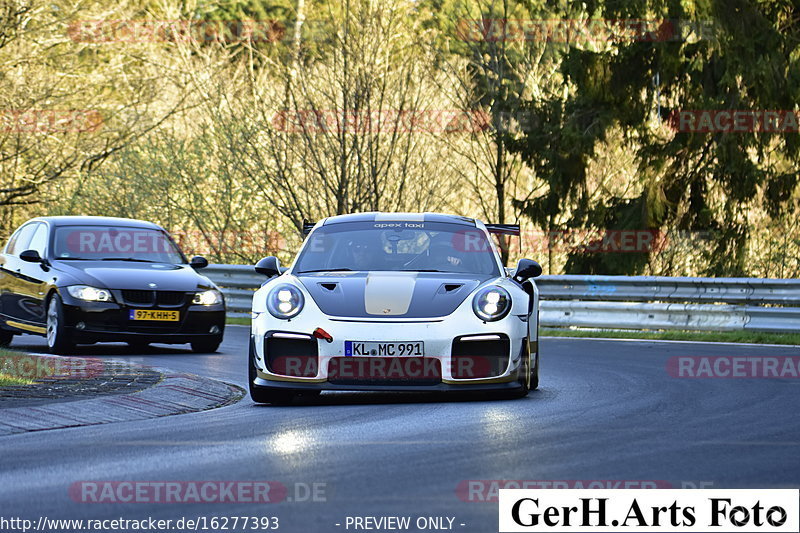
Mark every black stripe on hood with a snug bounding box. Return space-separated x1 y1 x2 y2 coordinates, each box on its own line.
298 272 492 318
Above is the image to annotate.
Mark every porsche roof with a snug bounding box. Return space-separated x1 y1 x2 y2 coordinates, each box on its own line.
321 212 477 226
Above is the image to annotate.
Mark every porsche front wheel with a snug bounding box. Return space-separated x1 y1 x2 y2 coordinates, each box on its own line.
191 337 221 353
530 350 539 391
248 343 296 405
500 342 531 399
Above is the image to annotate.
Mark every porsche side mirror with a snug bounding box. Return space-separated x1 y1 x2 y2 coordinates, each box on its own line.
189 256 209 269
255 256 281 277
514 258 542 281
19 249 43 263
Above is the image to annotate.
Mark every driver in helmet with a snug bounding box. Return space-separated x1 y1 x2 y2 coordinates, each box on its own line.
426 233 463 269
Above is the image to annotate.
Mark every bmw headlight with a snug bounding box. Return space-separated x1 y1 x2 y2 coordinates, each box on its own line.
472 286 511 321
193 289 223 306
266 284 304 319
67 285 113 302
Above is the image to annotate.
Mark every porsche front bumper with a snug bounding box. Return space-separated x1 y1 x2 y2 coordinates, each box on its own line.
250 310 532 392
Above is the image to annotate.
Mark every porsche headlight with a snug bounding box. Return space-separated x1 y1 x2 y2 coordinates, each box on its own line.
67 285 113 302
193 289 223 306
472 286 511 321
266 284 304 319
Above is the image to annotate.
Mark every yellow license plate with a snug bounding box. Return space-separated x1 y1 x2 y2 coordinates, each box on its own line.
129 310 179 321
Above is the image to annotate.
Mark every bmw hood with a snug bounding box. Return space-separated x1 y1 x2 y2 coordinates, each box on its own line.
55 261 213 291
297 272 491 318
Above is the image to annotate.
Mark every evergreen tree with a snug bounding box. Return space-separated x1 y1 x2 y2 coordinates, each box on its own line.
511 0 800 275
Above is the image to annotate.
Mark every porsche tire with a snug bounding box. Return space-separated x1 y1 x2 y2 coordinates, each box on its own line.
248 342 295 405
191 337 222 353
498 342 530 400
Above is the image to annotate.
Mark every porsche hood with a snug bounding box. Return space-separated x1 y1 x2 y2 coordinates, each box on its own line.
296 272 492 318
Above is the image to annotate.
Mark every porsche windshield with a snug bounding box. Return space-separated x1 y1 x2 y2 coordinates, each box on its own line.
52 226 185 263
294 221 501 276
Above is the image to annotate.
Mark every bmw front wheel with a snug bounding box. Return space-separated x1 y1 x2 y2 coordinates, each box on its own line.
0 328 13 347
47 294 74 355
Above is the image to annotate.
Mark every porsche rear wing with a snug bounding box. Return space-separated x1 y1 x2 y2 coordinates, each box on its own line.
485 223 520 236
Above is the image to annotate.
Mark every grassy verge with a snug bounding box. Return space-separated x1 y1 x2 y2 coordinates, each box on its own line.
0 347 35 385
226 317 250 326
0 373 33 386
541 328 800 345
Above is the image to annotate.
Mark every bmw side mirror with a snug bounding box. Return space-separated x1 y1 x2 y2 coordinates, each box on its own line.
255 256 281 277
189 256 208 269
19 249 43 263
514 258 542 282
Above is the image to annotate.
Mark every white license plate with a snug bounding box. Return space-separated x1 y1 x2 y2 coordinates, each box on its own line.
345 341 424 356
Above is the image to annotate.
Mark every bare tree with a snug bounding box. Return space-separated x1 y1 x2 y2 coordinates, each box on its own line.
0 0 185 237
430 0 561 264
211 0 460 234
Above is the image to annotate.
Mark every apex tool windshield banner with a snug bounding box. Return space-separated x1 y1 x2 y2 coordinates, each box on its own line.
499 489 800 532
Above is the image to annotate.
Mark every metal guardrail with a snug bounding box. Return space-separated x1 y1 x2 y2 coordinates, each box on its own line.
536 275 800 305
203 265 800 333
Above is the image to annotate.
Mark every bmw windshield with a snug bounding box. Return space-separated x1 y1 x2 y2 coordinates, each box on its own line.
293 221 501 276
52 225 185 263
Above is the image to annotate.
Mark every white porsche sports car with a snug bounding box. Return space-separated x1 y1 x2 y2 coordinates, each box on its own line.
248 212 542 404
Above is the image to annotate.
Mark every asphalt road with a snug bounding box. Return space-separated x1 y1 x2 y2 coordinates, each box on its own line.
1 328 799 532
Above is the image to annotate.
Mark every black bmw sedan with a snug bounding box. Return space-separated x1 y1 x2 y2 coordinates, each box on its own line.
0 216 225 353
